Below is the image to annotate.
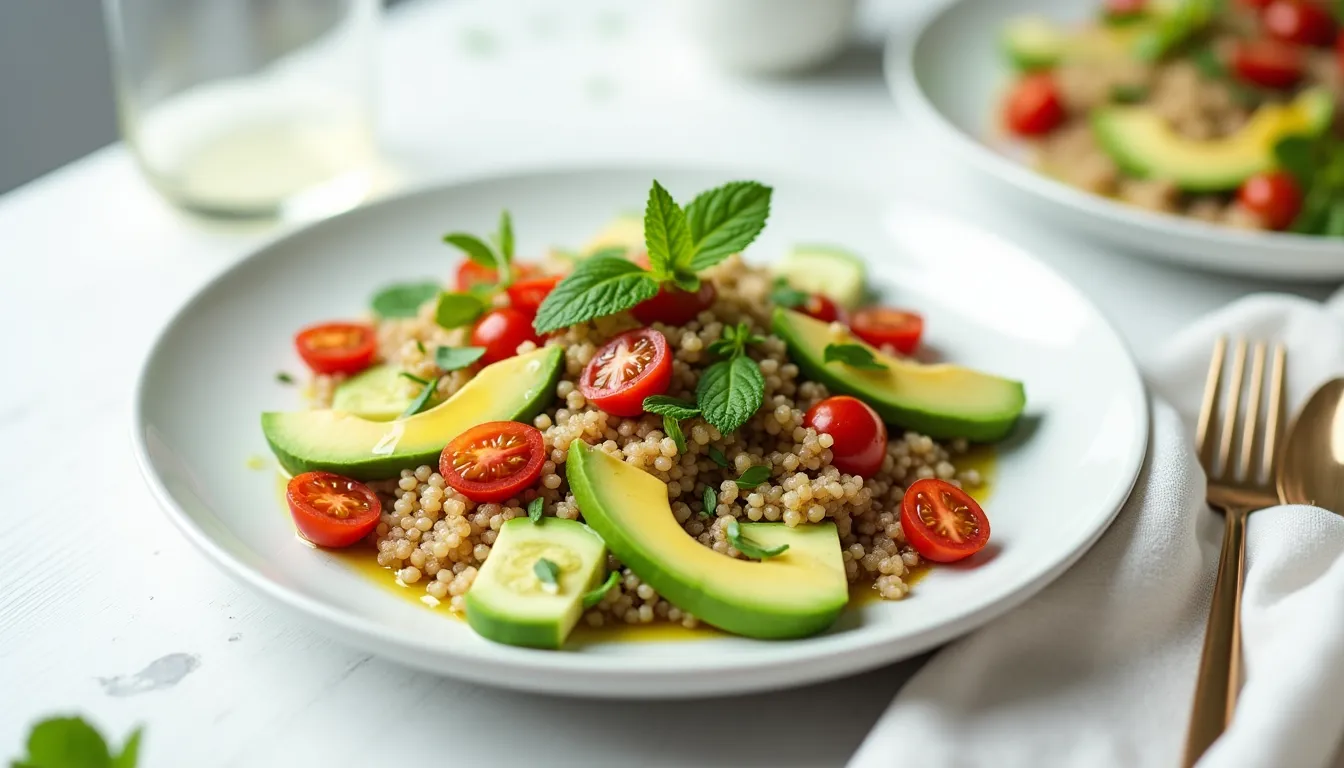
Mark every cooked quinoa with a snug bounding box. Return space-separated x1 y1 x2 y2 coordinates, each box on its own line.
311 255 983 630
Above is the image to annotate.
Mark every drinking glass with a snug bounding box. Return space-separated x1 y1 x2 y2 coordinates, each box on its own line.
104 0 380 219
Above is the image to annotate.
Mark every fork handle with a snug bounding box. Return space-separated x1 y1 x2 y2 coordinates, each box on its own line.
1182 507 1249 767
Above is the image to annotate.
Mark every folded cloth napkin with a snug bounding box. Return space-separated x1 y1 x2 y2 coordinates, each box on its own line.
848 290 1344 768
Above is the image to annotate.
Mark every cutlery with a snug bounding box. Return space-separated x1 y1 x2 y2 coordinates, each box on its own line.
1277 378 1344 511
1182 337 1287 767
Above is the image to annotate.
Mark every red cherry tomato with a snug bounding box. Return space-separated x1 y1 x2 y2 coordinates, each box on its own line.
804 396 888 478
1104 0 1147 21
579 329 673 417
1003 74 1067 137
287 471 382 548
455 261 539 292
1238 171 1303 230
631 282 717 326
1232 39 1306 87
801 294 841 323
900 478 991 563
1263 0 1337 46
471 307 542 365
439 421 546 503
506 275 562 316
849 308 925 356
294 322 377 376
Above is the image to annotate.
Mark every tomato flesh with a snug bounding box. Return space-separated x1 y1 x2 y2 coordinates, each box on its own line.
631 282 716 326
900 478 991 563
455 261 539 292
1262 0 1337 46
850 308 925 356
294 322 377 376
1232 40 1305 87
1238 171 1303 230
287 471 382 548
471 307 542 365
579 329 673 417
804 396 888 478
439 421 546 503
1003 74 1066 137
801 294 841 323
506 275 562 316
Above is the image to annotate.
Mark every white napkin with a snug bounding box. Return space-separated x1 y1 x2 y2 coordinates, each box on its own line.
849 290 1344 768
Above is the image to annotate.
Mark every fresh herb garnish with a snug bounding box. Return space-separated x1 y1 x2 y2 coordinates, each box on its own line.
372 281 440 318
1133 0 1222 62
697 355 766 435
725 518 789 560
435 345 486 371
707 322 765 358
444 210 517 287
534 558 560 594
434 291 486 328
1275 134 1344 237
1189 46 1261 107
415 340 427 355
701 485 717 518
527 497 544 524
533 180 772 333
12 716 142 768
707 446 730 468
581 571 620 608
642 396 701 420
770 277 809 308
398 371 430 386
400 376 441 419
734 465 771 489
824 343 889 370
275 372 295 385
663 416 687 454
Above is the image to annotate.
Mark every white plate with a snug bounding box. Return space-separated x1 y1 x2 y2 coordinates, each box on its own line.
133 165 1148 698
886 0 1344 281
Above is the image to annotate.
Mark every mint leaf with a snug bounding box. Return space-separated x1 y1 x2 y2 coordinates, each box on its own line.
528 497 544 524
642 396 701 420
685 181 772 271
708 322 764 358
824 343 888 370
400 376 441 419
725 518 789 560
434 291 486 328
581 571 619 608
696 355 765 434
435 346 486 371
443 233 498 270
534 558 560 593
707 446 730 468
734 465 771 489
497 210 515 263
770 277 809 308
644 180 694 279
399 371 430 386
1275 135 1317 186
19 716 111 767
372 281 440 318
532 256 659 333
587 246 630 260
112 728 142 768
702 485 717 518
663 415 687 454
670 271 701 293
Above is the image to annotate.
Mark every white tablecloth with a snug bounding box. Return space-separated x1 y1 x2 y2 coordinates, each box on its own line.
0 0 1334 765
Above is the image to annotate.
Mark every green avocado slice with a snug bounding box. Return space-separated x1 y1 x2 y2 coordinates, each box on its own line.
331 365 416 421
261 346 563 480
771 308 1025 442
567 440 848 640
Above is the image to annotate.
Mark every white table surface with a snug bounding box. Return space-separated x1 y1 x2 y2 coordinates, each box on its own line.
1 1 1335 765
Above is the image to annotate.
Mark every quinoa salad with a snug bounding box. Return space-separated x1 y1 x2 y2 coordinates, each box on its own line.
998 0 1344 237
261 179 1028 649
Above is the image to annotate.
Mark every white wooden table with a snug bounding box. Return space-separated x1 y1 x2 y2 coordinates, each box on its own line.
1 1 1333 765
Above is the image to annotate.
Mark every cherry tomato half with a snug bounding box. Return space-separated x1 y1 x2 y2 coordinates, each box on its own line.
287 471 382 548
579 329 673 417
455 261 540 292
850 308 925 356
294 322 377 376
1232 39 1306 87
1239 171 1303 230
631 282 717 326
900 478 991 563
471 307 542 365
439 421 546 503
506 275 563 316
1003 74 1067 137
1262 0 1337 46
804 396 888 478
801 294 841 323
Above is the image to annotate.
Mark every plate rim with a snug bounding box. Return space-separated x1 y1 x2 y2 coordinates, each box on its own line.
130 162 1150 698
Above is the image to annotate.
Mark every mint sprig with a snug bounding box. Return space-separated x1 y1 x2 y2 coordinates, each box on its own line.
685 181 773 271
434 291 486 328
444 210 517 287
1274 135 1344 238
824 343 888 370
697 355 765 435
372 281 440 318
645 180 696 283
400 375 442 419
734 465 771 489
435 346 486 371
527 497 544 524
725 518 789 560
13 716 142 768
702 485 717 518
533 256 660 333
643 395 702 455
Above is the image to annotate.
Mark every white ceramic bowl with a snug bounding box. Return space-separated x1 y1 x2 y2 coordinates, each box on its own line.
671 0 857 75
886 0 1344 281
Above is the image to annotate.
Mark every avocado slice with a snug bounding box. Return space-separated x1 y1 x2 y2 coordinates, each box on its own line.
1001 16 1151 71
567 440 848 640
332 365 416 421
262 346 563 480
1092 88 1335 192
771 308 1025 442
465 517 608 649
773 245 868 310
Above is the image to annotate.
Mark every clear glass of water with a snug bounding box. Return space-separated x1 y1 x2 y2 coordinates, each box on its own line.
104 0 380 220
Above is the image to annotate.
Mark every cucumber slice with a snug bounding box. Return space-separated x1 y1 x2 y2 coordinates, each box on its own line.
331 365 414 421
773 245 867 310
464 517 608 649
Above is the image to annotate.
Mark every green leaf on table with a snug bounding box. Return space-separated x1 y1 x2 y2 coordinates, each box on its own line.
696 355 765 434
534 558 560 593
527 497 544 524
13 716 144 768
435 345 486 372
734 465 771 490
684 181 773 271
643 180 694 279
400 376 442 419
532 255 660 333
642 396 701 420
701 485 717 518
824 343 889 370
581 571 620 608
372 281 440 318
725 518 789 560
111 728 142 768
434 291 486 329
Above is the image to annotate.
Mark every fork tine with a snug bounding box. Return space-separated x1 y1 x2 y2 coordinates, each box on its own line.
1217 338 1248 480
1238 342 1267 482
1263 343 1287 484
1197 336 1228 472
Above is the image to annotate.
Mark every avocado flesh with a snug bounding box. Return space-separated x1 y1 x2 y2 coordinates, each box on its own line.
262 346 563 480
567 441 848 640
771 308 1026 443
465 517 608 649
1092 89 1335 192
773 245 868 310
1001 16 1151 71
332 365 416 421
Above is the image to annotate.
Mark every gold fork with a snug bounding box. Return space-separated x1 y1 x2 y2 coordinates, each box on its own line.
1181 336 1287 767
